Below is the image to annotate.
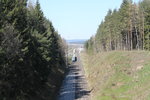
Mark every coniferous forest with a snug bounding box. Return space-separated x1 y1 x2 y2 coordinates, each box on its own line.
1 0 150 100
85 0 150 53
0 0 67 100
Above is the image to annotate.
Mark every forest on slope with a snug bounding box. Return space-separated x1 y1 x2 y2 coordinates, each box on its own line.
83 0 150 99
85 0 150 53
0 0 67 100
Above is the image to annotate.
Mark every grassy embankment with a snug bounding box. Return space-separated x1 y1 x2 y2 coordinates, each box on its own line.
81 51 150 100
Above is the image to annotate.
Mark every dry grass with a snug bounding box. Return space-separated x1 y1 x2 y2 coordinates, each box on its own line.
81 51 150 100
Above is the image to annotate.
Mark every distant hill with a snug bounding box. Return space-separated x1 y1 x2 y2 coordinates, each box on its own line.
67 39 87 44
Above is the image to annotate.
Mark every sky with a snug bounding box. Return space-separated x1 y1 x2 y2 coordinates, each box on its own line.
35 0 140 40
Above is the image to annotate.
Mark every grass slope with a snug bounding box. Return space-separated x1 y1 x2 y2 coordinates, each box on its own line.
81 51 150 100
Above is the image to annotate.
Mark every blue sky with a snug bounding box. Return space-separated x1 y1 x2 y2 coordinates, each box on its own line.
35 0 140 40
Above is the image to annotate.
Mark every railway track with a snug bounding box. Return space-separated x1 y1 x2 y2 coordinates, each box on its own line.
58 52 90 100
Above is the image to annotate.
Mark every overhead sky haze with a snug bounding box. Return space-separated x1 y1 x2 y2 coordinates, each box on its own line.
32 0 140 40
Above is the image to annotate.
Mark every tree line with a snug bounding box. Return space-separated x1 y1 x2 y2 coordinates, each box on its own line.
0 0 67 100
85 0 150 53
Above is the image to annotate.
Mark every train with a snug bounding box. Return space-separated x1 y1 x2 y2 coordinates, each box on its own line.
72 55 77 62
72 49 77 62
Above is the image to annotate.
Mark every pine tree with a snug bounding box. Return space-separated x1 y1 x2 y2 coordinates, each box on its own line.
86 0 150 52
140 0 150 50
119 0 132 50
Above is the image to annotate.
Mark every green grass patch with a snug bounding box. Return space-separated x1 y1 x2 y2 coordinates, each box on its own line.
81 51 150 100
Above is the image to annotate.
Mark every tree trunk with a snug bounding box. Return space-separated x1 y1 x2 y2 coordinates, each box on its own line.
126 33 128 50
135 25 140 50
131 30 133 50
142 12 145 50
